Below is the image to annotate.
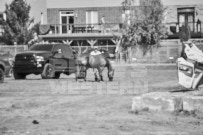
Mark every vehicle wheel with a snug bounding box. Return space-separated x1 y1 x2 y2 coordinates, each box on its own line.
41 63 55 79
0 68 4 83
13 70 26 79
54 72 60 79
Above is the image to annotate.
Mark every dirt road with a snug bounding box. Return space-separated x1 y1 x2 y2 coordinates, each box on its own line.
0 65 203 135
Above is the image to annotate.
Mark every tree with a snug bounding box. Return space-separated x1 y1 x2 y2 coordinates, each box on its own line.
121 0 167 57
0 0 37 45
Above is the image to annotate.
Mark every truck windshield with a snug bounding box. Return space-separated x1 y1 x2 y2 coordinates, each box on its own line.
29 44 54 51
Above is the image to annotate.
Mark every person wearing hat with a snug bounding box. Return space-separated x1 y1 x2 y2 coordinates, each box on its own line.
90 46 101 55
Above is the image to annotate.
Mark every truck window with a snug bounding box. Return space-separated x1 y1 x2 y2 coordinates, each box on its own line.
53 45 63 58
61 45 74 58
29 44 54 51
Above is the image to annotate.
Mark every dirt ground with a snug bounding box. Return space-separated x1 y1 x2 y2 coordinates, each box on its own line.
0 64 203 135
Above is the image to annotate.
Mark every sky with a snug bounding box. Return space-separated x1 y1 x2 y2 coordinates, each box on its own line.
0 0 47 23
1 0 203 24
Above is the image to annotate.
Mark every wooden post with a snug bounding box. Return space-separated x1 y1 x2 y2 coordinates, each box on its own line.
77 40 83 55
62 40 73 46
87 39 97 48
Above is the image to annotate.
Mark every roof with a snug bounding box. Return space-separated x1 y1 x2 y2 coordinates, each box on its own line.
47 0 203 9
47 0 140 8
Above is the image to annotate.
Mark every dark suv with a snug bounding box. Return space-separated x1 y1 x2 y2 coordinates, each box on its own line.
13 44 76 79
0 52 13 83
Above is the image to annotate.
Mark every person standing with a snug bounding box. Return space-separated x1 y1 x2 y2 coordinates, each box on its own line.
100 15 105 33
179 23 191 59
90 46 101 55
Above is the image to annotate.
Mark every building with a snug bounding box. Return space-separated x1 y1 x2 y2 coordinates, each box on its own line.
40 0 139 47
163 2 203 39
39 0 203 46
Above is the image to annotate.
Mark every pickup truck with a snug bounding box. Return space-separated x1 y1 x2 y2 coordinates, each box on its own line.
13 44 76 79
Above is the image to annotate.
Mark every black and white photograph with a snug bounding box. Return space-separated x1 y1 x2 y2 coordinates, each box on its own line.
0 0 203 134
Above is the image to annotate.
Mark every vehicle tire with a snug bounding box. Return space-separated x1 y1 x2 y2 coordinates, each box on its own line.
41 63 55 79
0 68 4 83
54 72 60 79
13 70 26 79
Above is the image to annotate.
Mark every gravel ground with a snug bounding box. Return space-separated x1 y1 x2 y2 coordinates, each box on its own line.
0 64 203 135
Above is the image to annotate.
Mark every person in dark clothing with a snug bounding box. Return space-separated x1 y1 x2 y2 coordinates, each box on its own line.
179 23 191 59
100 16 106 33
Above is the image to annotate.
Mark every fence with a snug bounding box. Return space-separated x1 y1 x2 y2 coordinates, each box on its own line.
124 39 203 63
131 41 181 63
71 41 182 63
165 22 202 34
0 45 28 57
72 45 116 54
1 39 203 63
40 23 120 35
41 22 203 39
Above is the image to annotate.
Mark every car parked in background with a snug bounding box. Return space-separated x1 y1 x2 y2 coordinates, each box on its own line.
0 52 13 83
13 44 76 79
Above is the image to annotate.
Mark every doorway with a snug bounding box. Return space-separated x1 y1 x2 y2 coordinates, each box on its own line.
60 11 74 34
178 7 195 32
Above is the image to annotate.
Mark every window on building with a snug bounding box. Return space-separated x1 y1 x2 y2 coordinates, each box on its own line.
178 7 195 32
86 11 98 25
